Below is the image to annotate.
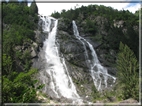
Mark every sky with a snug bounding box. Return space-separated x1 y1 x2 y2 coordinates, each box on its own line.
3 0 141 15
31 0 141 16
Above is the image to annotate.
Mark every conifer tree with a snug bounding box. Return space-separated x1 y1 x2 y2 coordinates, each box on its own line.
116 42 139 101
29 0 38 16
21 0 28 6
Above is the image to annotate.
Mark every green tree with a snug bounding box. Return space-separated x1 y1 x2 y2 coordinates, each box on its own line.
2 68 43 103
51 11 60 18
21 0 28 6
2 54 13 75
2 1 42 103
116 42 139 101
29 0 38 16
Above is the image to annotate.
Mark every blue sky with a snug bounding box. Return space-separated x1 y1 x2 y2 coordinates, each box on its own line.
125 0 141 8
126 3 138 8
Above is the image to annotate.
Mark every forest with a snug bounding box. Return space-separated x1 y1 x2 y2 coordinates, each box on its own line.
2 0 43 103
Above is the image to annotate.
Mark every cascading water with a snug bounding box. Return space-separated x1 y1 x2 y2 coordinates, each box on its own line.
72 20 116 91
38 16 82 103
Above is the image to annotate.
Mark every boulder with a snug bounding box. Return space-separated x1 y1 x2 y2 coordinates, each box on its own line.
33 42 38 48
34 30 45 46
31 47 37 58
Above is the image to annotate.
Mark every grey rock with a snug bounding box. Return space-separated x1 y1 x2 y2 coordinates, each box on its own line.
107 67 117 76
114 20 124 28
32 17 119 102
34 30 45 46
15 46 22 51
33 42 38 48
31 47 37 58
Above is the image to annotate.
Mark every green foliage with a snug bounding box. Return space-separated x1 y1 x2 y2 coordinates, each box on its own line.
2 1 41 103
91 85 100 102
51 11 60 18
2 54 13 75
2 68 43 103
84 19 97 33
2 2 37 69
104 27 123 50
51 4 138 25
21 0 28 6
116 42 139 101
2 2 36 29
29 0 38 16
123 26 139 59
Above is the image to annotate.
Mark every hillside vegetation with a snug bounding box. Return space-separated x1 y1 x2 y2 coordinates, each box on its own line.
2 0 43 103
52 4 139 59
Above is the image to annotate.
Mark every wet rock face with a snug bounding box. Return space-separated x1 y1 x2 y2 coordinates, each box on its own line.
56 19 97 100
57 30 89 69
58 18 73 35
33 17 118 102
34 30 45 47
14 39 40 72
57 17 117 73
56 18 117 98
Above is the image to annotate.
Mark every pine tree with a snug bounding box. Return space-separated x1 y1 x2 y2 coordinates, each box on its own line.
116 42 139 101
29 0 38 16
21 0 28 6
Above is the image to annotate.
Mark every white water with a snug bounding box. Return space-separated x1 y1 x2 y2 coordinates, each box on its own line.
72 20 116 91
39 16 82 102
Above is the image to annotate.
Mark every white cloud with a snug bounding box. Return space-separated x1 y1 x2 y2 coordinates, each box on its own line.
35 3 79 16
90 3 129 10
124 3 140 13
34 2 140 16
93 3 140 13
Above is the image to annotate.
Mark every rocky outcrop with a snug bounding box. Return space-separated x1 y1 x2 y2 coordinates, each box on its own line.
57 31 89 69
32 16 118 102
14 17 48 72
113 20 125 28
56 18 96 100
56 18 117 101
74 16 117 70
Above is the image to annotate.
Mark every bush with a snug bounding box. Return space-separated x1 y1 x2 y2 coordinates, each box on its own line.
2 68 43 103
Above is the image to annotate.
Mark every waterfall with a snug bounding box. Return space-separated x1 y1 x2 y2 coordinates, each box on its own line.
39 16 82 103
72 20 116 91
